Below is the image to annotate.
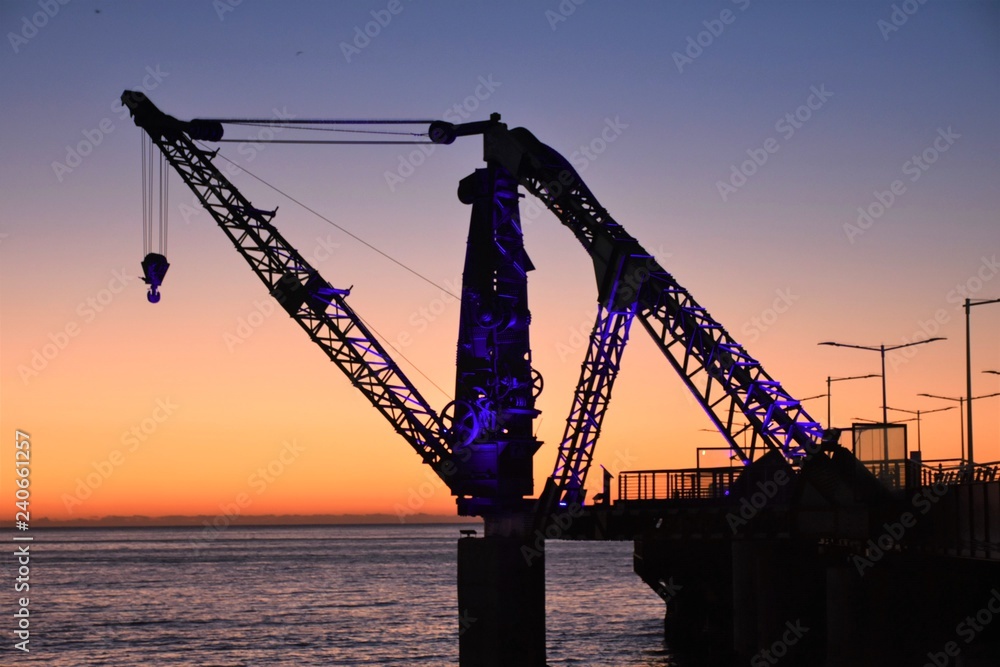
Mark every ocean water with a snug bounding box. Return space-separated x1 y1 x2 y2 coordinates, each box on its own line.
10 525 679 666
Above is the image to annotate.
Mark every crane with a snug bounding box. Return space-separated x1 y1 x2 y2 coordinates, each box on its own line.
122 90 838 667
122 90 827 518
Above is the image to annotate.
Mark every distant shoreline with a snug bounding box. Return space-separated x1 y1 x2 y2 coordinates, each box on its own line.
25 514 480 529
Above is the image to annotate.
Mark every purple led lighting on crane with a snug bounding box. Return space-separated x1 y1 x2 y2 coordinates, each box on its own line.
450 163 542 513
131 92 830 520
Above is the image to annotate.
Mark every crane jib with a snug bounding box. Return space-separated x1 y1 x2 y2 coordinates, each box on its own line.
122 91 456 491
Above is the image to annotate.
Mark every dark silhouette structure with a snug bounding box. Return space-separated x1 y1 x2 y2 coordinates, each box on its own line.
122 91 1000 666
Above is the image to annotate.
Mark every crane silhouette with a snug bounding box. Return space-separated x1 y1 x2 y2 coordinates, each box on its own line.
122 90 836 666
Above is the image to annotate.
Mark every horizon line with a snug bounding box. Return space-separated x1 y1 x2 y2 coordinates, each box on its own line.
20 512 479 529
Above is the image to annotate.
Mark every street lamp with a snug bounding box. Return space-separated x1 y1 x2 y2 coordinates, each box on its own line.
853 416 915 425
799 392 828 408
824 373 881 428
984 370 1000 376
797 392 830 432
819 338 946 424
918 391 1000 463
698 424 749 456
697 427 746 475
885 405 955 455
965 297 1000 466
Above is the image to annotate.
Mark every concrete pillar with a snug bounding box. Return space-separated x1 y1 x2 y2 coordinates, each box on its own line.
457 535 546 667
731 539 757 657
826 564 862 666
751 540 781 650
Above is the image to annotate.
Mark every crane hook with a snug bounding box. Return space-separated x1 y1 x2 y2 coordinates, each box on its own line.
141 252 170 304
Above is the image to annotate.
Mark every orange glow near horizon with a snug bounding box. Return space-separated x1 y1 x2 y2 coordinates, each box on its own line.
5 248 998 523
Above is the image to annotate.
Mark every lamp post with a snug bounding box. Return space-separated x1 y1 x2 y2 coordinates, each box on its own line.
799 392 827 406
853 416 915 424
797 392 829 432
985 370 1000 376
919 391 1000 463
825 373 881 428
697 427 746 485
885 405 955 455
698 425 748 462
819 338 946 424
965 298 1000 466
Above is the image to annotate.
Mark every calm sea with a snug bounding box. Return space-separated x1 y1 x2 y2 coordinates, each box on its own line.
9 525 680 666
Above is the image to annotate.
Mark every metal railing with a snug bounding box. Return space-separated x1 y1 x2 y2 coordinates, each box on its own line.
616 460 1000 503
918 459 1000 486
859 459 911 490
618 467 739 502
853 458 999 491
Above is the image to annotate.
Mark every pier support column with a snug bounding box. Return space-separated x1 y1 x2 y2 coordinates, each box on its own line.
825 563 864 666
731 539 757 657
730 539 782 654
457 535 545 667
731 539 824 662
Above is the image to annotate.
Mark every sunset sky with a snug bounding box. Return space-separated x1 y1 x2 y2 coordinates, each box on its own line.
2 1 998 522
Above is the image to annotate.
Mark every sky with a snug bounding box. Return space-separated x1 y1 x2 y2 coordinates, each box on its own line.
1 0 998 523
